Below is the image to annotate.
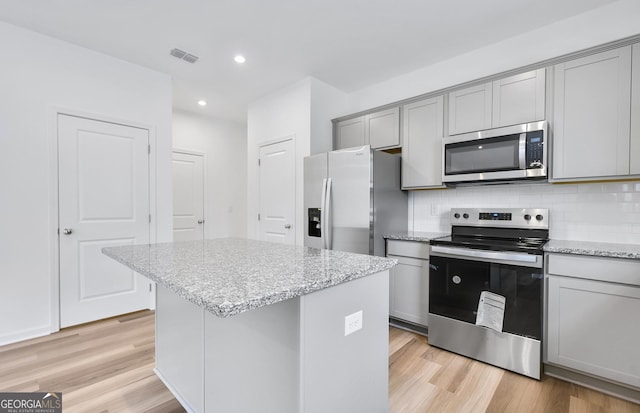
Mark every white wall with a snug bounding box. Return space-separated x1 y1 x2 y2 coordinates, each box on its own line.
309 78 348 155
411 181 640 244
347 0 640 114
246 77 348 245
247 79 311 246
0 22 172 345
172 110 247 238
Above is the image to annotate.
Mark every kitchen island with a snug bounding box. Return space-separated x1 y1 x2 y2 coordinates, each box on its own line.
103 238 396 413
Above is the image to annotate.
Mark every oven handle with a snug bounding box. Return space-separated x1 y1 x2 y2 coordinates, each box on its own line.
430 245 540 265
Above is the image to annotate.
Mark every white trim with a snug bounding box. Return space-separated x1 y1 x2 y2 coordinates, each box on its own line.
172 148 206 157
154 368 197 413
0 325 52 347
48 106 157 333
258 135 295 147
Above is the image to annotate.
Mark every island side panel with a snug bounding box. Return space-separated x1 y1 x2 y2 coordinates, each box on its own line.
155 285 204 412
204 297 301 413
300 269 390 413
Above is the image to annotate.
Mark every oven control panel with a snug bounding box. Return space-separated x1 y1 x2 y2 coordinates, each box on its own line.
450 208 549 229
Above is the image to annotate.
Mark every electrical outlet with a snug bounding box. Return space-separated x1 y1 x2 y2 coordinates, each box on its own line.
344 310 363 336
430 204 439 216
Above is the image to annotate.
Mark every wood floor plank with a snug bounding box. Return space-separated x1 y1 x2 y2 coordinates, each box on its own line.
1 311 638 413
486 370 545 413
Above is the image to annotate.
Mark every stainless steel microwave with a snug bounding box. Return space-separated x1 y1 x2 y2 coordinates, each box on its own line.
442 121 547 184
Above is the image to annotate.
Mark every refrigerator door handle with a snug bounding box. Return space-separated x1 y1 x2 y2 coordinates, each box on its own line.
325 178 333 250
320 178 327 249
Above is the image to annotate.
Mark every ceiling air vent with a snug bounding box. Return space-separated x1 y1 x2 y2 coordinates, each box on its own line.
170 48 199 64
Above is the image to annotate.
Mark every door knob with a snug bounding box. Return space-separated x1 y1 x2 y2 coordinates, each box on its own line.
198 219 205 224
62 228 73 235
284 224 292 229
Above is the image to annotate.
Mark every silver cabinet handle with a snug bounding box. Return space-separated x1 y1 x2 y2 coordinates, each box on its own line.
284 224 292 229
62 228 73 235
197 219 205 224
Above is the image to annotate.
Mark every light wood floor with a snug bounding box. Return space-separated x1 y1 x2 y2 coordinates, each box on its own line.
1 310 638 413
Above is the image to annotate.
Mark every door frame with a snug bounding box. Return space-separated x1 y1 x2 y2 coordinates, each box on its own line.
257 135 296 244
172 148 208 240
48 107 157 333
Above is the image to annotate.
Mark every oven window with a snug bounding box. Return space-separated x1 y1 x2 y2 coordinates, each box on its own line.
429 256 542 339
445 134 520 175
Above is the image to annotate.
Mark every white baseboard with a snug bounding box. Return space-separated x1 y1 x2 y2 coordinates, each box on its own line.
154 367 196 413
0 325 52 346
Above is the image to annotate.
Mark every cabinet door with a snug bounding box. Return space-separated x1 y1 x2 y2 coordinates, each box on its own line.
401 96 444 189
335 117 366 150
492 69 545 128
389 255 429 327
631 43 640 175
448 82 492 135
367 107 400 149
553 46 632 179
547 275 640 387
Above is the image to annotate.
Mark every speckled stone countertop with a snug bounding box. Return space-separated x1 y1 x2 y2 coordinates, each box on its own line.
544 239 640 260
384 231 449 242
103 238 397 318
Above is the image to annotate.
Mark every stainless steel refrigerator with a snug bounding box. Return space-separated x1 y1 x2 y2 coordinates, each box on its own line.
304 145 407 256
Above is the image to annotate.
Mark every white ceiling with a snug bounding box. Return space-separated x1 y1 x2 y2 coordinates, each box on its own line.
0 0 619 122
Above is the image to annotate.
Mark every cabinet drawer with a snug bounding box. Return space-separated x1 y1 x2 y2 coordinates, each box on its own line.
547 254 640 286
386 240 430 259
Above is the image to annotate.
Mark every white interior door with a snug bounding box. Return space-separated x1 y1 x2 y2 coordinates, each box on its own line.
172 151 205 242
58 114 151 328
258 139 295 244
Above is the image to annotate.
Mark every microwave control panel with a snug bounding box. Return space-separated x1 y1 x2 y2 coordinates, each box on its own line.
525 130 544 168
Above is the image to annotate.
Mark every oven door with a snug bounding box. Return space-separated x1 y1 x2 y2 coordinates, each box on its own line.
429 246 543 340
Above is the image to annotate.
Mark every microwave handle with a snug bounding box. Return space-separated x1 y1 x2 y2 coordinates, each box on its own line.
518 133 526 170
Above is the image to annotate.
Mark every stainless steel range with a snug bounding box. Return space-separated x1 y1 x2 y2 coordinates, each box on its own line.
428 208 549 379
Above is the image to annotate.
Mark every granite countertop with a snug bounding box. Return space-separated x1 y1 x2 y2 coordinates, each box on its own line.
544 239 640 260
103 238 397 318
384 231 449 242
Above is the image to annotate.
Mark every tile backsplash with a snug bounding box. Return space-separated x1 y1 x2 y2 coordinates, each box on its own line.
410 181 640 244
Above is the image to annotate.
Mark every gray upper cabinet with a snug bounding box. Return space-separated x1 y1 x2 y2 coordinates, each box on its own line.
335 117 366 150
367 107 400 149
447 82 492 135
492 69 546 128
401 96 444 189
631 43 640 175
552 46 632 180
334 107 400 150
447 69 546 135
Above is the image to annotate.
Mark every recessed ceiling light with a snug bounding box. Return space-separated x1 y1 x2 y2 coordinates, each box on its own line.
197 100 207 107
234 55 246 64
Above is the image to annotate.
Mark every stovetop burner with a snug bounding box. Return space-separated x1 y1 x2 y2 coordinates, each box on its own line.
430 208 550 255
431 234 548 253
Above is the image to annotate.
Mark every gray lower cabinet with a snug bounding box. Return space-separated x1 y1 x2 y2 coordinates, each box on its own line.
386 240 429 327
546 253 640 388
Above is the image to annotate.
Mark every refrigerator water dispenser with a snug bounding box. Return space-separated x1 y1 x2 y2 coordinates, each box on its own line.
308 208 321 237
